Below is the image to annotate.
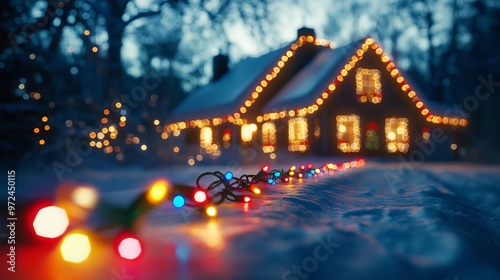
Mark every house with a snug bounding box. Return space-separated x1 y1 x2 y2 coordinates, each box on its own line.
164 28 467 160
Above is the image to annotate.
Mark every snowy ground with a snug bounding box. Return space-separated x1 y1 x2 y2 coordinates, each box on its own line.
6 160 500 280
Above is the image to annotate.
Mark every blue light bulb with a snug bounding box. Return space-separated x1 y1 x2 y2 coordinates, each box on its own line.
267 178 274 184
173 195 185 208
274 171 281 177
224 171 233 180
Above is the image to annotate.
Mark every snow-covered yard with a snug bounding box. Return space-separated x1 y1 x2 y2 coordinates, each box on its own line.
10 161 500 280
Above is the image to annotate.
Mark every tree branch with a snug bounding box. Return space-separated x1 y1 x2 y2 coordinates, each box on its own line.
126 10 162 25
126 1 171 25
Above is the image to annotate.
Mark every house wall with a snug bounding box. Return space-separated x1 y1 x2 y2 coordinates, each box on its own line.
178 44 459 161
314 48 455 159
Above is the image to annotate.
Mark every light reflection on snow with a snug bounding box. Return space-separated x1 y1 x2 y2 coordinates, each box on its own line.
189 220 225 250
27 162 500 280
175 242 192 263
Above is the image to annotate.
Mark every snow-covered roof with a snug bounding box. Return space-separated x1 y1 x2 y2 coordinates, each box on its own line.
169 45 290 122
167 36 466 129
258 38 467 126
263 39 363 112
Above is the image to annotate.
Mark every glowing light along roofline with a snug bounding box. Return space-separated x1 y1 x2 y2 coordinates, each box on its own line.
164 36 335 134
257 37 467 127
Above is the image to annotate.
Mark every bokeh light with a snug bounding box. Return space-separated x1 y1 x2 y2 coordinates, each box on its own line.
118 237 142 260
71 185 99 209
146 179 169 204
33 206 69 238
60 233 91 263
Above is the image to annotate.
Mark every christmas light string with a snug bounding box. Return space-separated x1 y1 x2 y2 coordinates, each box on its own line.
191 167 283 205
28 158 365 263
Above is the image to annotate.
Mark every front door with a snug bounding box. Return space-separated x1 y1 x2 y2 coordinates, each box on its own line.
364 122 381 153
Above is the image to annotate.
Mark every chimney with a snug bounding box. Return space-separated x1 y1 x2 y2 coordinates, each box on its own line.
297 27 316 39
212 54 229 81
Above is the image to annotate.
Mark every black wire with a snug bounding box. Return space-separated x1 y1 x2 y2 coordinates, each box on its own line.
181 167 287 208
196 171 241 204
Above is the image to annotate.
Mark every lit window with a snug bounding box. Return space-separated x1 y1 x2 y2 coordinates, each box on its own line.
355 68 382 104
385 118 409 153
262 122 276 153
200 127 213 149
336 114 361 153
288 117 308 152
241 123 257 142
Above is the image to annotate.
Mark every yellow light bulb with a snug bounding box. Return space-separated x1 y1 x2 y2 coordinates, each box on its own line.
251 187 261 195
206 206 217 217
60 233 91 263
146 179 169 204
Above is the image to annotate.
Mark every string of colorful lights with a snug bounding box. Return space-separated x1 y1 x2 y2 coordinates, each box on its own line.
28 159 364 263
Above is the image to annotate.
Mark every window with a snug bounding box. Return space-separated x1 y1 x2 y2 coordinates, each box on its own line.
336 114 361 153
356 68 382 104
241 123 257 142
200 127 213 149
288 117 308 152
262 122 276 153
385 118 409 153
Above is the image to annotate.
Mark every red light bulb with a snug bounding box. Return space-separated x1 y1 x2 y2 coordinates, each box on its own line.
118 237 142 260
243 196 251 203
114 232 142 260
194 190 207 203
262 165 270 172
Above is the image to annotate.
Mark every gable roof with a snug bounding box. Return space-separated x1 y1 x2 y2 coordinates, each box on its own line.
165 36 467 133
168 45 289 123
257 38 468 127
165 36 334 132
262 39 364 112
